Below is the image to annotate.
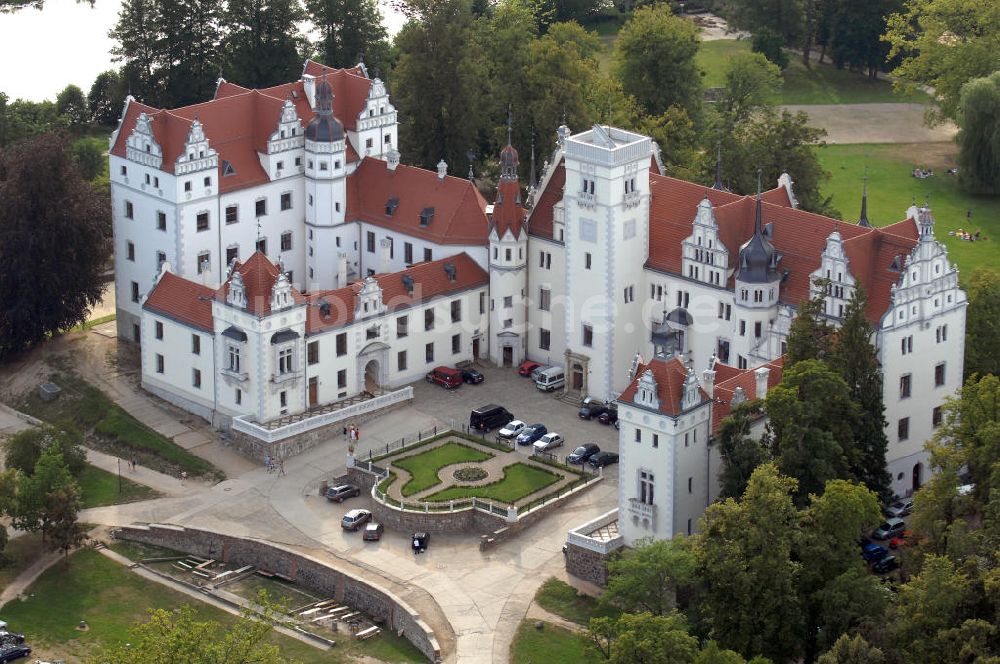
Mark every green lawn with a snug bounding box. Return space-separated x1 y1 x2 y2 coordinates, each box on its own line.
424 463 560 504
18 371 223 480
393 441 493 497
77 463 160 508
0 548 424 663
697 40 928 105
0 532 46 591
509 620 602 664
533 578 617 626
818 143 1000 277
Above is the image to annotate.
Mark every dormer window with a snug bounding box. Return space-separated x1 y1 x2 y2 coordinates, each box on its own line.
420 207 435 227
385 197 399 216
223 160 235 176
635 369 660 410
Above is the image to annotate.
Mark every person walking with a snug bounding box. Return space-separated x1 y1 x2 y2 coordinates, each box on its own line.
180 471 188 486
278 457 286 476
131 454 137 472
264 453 272 472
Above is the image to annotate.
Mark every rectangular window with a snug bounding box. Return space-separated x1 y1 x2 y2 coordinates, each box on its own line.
131 281 140 303
307 341 319 365
585 253 592 269
639 471 654 505
425 342 434 363
225 205 238 224
278 347 294 374
424 248 433 262
191 334 200 355
739 320 746 336
398 350 407 371
424 308 434 331
539 288 551 311
193 369 202 389
280 391 287 408
235 389 241 405
900 374 912 398
404 242 413 264
583 324 593 347
125 200 134 219
226 246 238 265
281 231 292 252
184 181 192 192
540 328 550 351
935 362 946 386
336 332 347 356
503 295 513 308
203 176 211 187
196 212 209 232
127 241 135 261
157 251 166 267
898 417 909 441
932 406 942 428
197 251 210 274
120 165 127 176
635 428 641 443
503 319 512 328
397 315 408 338
452 333 461 354
155 321 163 340
450 300 461 323
280 192 292 210
157 211 167 230
228 344 241 373
337 369 347 389
256 199 266 216
367 231 375 253
256 238 267 254
754 321 762 338
480 292 486 315
652 434 659 449
688 477 693 494
155 354 164 373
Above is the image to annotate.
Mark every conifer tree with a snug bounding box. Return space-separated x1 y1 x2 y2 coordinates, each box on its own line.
306 0 390 74
223 0 307 88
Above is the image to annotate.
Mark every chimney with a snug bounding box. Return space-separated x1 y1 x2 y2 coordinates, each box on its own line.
302 74 316 109
754 366 771 400
437 159 447 180
702 368 716 398
379 238 392 274
386 148 400 171
337 252 348 287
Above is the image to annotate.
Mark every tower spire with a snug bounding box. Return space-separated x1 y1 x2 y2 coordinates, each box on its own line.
858 169 871 227
528 134 537 190
713 142 724 190
754 169 763 235
506 104 513 147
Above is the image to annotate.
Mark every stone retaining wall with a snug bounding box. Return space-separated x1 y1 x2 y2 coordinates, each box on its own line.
565 541 611 586
115 524 441 662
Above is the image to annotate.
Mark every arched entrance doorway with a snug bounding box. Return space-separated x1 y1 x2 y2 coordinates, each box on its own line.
571 363 584 391
364 359 380 394
912 462 923 493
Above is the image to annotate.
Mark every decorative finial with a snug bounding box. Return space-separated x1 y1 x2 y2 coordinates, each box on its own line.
506 104 513 147
756 168 762 197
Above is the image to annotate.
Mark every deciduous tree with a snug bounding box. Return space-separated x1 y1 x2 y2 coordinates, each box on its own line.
964 268 1000 378
0 132 108 358
955 71 1000 195
88 70 127 126
222 0 307 89
306 0 390 74
785 292 833 366
717 400 770 500
589 612 700 664
43 484 87 558
4 425 87 477
11 447 76 537
817 634 885 664
110 0 159 103
602 538 696 616
56 85 89 127
720 52 783 126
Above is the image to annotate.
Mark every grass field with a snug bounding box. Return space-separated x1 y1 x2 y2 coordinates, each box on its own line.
0 548 424 664
509 620 602 664
393 441 493 497
818 143 1000 277
0 532 46 592
533 578 616 626
696 40 928 105
77 463 160 508
18 371 222 480
424 462 560 504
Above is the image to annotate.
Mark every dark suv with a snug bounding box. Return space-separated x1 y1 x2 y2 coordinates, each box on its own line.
0 643 31 663
578 401 607 420
515 423 548 446
325 483 361 502
567 443 600 464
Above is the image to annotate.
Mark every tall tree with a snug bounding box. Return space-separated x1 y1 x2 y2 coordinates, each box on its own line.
56 85 89 127
817 634 885 664
393 0 488 170
109 0 160 104
589 612 701 664
43 484 87 558
729 0 804 48
11 447 76 537
159 0 223 106
695 464 804 662
884 0 1000 124
88 70 127 126
4 425 87 477
602 538 697 616
964 268 1000 378
785 291 833 366
306 0 390 73
719 52 783 127
955 71 1000 195
717 400 770 500
612 5 702 116
223 0 307 88
764 360 859 504
827 0 900 79
829 285 892 502
0 132 108 358
0 95 68 148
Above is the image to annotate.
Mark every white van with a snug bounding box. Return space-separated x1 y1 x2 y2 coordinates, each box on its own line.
535 366 565 392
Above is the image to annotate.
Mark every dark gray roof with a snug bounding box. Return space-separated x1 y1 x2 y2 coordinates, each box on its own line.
222 326 247 342
305 77 345 142
271 329 300 344
736 192 782 284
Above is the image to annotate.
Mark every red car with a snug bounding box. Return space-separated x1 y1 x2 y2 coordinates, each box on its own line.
889 530 910 549
518 360 542 377
425 366 463 389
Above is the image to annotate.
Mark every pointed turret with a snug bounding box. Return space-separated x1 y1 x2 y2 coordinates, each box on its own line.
493 110 525 238
736 172 781 283
305 76 344 142
711 142 727 191
858 176 871 227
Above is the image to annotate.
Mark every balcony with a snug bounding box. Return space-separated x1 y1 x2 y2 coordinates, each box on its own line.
624 190 641 208
221 367 248 382
577 191 596 209
628 498 657 522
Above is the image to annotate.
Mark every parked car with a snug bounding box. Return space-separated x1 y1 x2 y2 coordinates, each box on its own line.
884 499 914 518
425 366 463 389
597 407 618 425
363 522 384 541
325 483 361 502
535 366 565 392
462 369 485 384
0 634 24 647
0 644 30 663
578 401 607 420
469 404 513 432
498 420 526 440
889 531 910 549
530 364 552 381
872 555 900 574
589 451 620 468
566 443 600 464
516 424 548 446
518 360 543 377
861 542 890 563
873 518 906 540
412 531 430 553
341 508 372 531
533 432 564 453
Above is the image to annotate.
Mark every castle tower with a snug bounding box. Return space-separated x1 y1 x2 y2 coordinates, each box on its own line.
304 76 349 290
488 119 528 366
732 175 782 368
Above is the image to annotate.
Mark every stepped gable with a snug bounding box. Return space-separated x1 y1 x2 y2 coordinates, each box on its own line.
111 62 373 192
618 355 707 417
216 252 305 316
346 158 489 245
142 271 215 332
710 357 785 435
306 253 488 334
525 158 565 240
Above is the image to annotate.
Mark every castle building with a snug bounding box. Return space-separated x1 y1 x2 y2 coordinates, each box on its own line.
110 63 964 503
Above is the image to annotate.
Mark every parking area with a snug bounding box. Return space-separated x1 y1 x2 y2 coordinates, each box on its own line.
406 362 621 463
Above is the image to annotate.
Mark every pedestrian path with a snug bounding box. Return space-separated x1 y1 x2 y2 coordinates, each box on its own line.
85 448 200 497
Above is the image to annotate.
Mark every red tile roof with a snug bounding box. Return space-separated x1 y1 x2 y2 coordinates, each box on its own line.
710 357 785 435
618 355 708 417
527 159 566 240
143 271 215 332
305 253 489 334
216 252 306 317
346 159 489 245
492 178 526 238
